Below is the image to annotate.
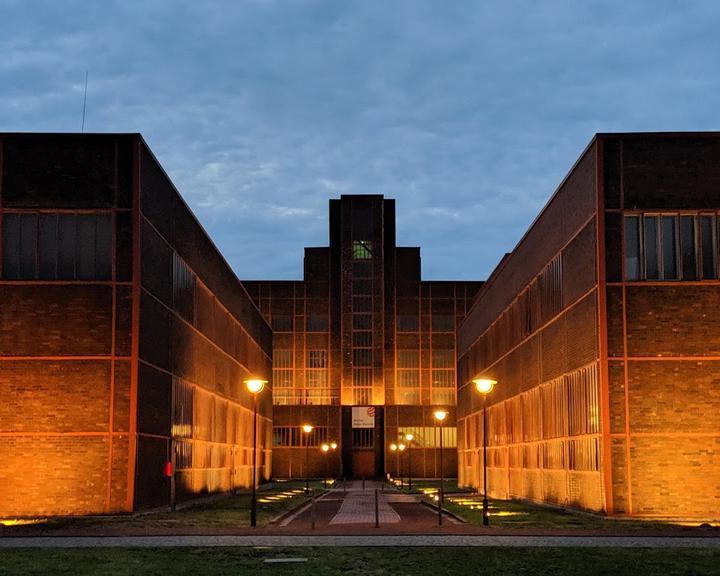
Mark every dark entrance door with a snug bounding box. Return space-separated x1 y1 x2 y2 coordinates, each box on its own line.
341 406 384 479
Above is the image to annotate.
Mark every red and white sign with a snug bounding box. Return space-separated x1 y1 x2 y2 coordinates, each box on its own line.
352 406 375 428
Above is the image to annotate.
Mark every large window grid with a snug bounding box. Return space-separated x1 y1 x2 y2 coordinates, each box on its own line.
397 426 457 448
273 426 329 447
350 256 373 405
430 349 455 405
396 349 420 405
2 212 112 280
624 213 720 281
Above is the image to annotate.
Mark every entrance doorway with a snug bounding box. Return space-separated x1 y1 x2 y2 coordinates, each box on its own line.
341 406 384 478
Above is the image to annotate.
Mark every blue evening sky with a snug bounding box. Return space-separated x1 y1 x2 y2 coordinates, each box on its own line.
1 1 719 280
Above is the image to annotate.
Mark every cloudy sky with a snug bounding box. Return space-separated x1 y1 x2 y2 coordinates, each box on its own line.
2 1 719 280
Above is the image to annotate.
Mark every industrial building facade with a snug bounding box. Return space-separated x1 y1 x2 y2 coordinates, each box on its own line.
244 195 481 480
458 133 720 519
0 134 272 516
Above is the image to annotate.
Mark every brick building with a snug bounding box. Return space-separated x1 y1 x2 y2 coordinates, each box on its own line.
0 133 272 516
244 195 481 480
458 133 720 519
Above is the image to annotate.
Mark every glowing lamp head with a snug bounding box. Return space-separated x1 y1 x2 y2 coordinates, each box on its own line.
321 443 330 453
302 424 313 434
405 433 414 442
433 409 448 423
330 442 338 450
473 378 497 395
244 378 267 394
398 443 406 451
390 443 398 452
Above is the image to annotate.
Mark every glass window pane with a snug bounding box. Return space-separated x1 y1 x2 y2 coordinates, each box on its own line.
644 216 659 279
58 215 77 279
680 216 696 280
624 216 640 280
432 315 455 332
701 216 716 280
39 214 58 279
19 214 38 279
352 314 372 330
352 240 372 260
662 216 678 280
397 315 419 332
76 214 97 279
2 214 21 279
95 214 112 280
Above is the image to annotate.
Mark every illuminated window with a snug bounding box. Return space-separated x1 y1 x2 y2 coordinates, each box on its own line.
352 428 374 448
2 212 112 280
307 350 328 369
352 240 373 260
398 426 457 448
273 426 328 447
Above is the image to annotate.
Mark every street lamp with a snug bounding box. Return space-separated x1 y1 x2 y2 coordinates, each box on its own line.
389 443 398 486
473 377 497 527
244 377 267 528
433 409 448 526
302 424 314 493
398 443 406 490
320 442 337 489
404 433 414 491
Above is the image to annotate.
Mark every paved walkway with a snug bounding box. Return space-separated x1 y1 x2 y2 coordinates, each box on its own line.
329 481 400 525
2 535 720 548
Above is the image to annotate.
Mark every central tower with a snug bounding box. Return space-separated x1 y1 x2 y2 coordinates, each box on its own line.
244 195 481 480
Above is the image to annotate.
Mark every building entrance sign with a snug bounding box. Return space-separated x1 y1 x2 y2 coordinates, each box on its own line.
352 406 375 428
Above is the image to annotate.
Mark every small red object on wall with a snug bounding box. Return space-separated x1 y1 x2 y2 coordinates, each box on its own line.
164 461 173 477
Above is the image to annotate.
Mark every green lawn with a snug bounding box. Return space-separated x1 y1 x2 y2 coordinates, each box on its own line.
441 496 687 531
1 547 718 576
2 481 325 534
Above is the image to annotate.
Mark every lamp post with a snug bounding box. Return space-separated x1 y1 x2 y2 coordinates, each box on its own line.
398 443 406 490
244 378 267 528
389 442 399 486
321 443 330 489
404 433 414 491
302 424 314 493
433 409 448 526
473 377 497 527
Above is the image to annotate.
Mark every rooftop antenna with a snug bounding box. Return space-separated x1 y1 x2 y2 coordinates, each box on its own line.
81 70 88 133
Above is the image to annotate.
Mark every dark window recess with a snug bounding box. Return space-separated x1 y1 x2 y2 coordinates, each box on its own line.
352 296 372 312
352 279 372 295
397 315 419 332
680 216 697 280
624 214 719 282
352 428 374 448
2 212 112 280
353 349 372 366
431 315 455 333
353 331 372 346
624 216 640 280
352 261 372 278
306 315 329 332
352 314 372 330
701 216 716 279
272 315 293 332
173 253 196 322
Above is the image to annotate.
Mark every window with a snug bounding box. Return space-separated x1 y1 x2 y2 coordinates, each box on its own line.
397 315 419 332
272 350 293 392
624 216 641 280
624 214 720 281
173 253 195 321
271 315 293 332
353 314 372 330
431 315 455 333
353 349 372 366
306 315 328 332
398 426 457 448
352 279 372 295
352 296 372 312
3 212 112 280
273 426 328 447
352 428 374 448
352 240 373 260
307 350 328 369
353 331 372 346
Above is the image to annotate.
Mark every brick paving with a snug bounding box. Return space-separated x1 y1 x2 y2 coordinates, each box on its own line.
329 481 400 525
